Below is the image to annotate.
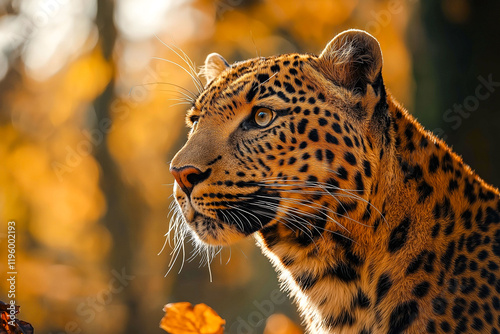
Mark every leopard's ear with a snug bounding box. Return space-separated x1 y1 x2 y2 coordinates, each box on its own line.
200 53 230 85
318 29 383 94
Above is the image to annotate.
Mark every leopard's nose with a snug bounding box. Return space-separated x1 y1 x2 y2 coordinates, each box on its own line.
170 166 211 197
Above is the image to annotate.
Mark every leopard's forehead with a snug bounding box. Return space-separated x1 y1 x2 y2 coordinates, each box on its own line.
194 53 315 112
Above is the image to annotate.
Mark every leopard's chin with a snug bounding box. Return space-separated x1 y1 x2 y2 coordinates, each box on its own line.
184 211 250 246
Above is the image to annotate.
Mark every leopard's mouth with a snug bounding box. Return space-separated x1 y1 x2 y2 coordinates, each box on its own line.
183 211 248 246
177 188 281 246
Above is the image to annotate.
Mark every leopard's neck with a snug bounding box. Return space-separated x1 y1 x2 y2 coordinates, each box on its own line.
257 95 500 333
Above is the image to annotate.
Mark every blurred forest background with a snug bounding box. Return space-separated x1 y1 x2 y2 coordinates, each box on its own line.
1 0 500 333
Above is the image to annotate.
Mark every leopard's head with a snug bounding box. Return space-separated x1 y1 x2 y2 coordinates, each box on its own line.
170 30 390 246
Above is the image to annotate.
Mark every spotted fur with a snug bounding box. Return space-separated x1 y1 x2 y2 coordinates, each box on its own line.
170 30 500 334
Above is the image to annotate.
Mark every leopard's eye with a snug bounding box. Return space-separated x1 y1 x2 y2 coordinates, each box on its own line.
189 115 199 125
254 108 274 127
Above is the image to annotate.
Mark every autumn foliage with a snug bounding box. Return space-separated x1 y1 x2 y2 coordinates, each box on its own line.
160 303 302 334
160 303 225 334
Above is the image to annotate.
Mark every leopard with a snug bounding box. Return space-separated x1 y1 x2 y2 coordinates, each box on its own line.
169 29 500 334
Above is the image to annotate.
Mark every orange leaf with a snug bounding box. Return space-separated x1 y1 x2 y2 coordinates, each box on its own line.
160 302 225 334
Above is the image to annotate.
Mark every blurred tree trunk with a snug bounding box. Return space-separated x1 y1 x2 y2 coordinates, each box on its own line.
409 0 500 186
94 1 144 333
